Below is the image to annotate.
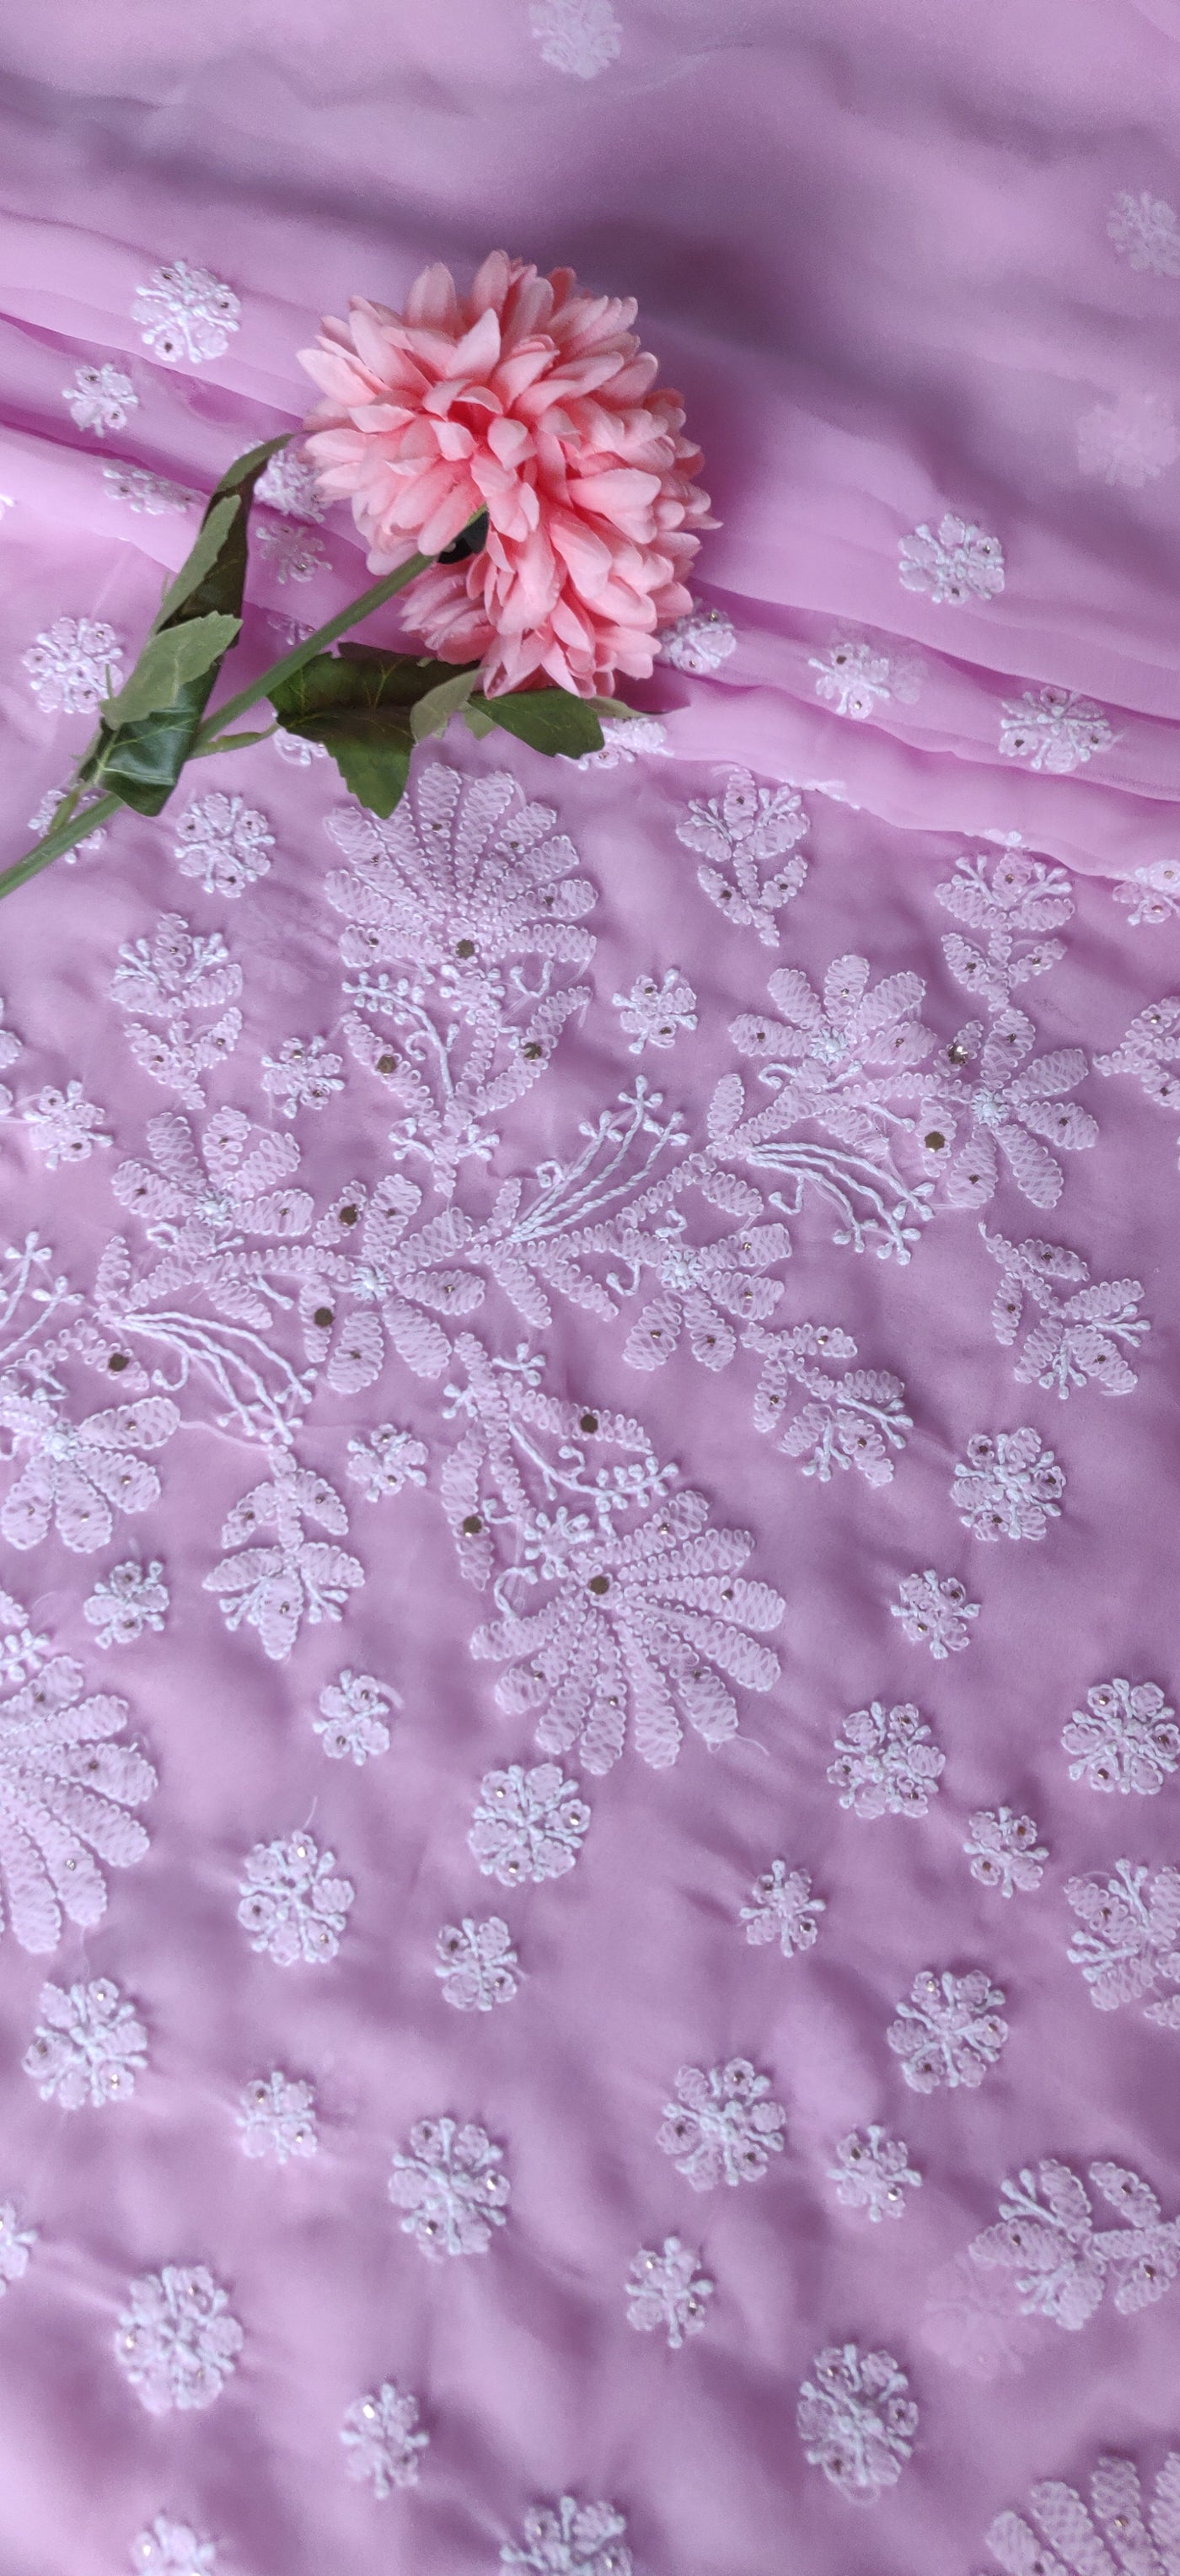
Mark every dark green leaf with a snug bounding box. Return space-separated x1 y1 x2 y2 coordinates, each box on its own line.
475 688 607 759
268 648 430 818
410 666 480 742
105 614 242 727
152 497 240 631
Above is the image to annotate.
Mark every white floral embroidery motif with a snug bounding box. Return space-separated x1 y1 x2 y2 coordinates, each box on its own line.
0 1649 154 1950
83 1560 169 1649
236 1831 354 1965
888 1968 1008 2091
27 785 110 863
110 914 243 1109
529 0 622 78
173 793 274 899
20 1083 111 1170
999 687 1115 774
115 2266 243 2413
341 2381 429 2496
346 1422 429 1500
964 1810 1048 1898
23 1977 147 2106
1114 858 1180 927
918 1010 1097 1214
255 520 328 585
985 2447 1180 2576
936 844 1075 1015
739 1859 825 1955
0 1587 51 1686
130 2513 218 2573
22 616 124 714
1065 1861 1180 2026
951 1428 1065 1541
891 1568 979 1658
658 2058 787 2189
0 2202 35 2293
501 2498 631 2573
828 2127 921 2223
983 1228 1147 1396
436 1917 520 2010
829 1701 944 1819
469 1762 590 1885
898 515 1005 605
236 2070 319 2160
796 2343 918 2504
1062 1678 1180 1795
809 637 922 720
260 1036 345 1119
611 969 698 1055
103 465 197 515
1076 390 1179 489
255 448 326 521
575 713 670 769
675 768 808 945
273 725 330 766
624 2237 713 2349
1108 189 1180 276
388 2116 510 2258
203 1453 362 1663
314 1668 396 1764
657 599 738 674
62 363 138 436
131 261 240 364
968 2158 1180 2329
1096 998 1180 1148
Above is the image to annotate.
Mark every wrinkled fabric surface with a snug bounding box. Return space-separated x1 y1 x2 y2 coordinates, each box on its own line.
2 7 1180 2574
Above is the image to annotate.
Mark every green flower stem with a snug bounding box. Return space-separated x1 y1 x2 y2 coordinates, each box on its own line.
0 791 125 897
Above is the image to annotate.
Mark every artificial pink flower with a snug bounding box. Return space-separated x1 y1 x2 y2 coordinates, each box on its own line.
298 251 715 699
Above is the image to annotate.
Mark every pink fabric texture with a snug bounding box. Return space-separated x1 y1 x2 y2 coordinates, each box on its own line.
2 6 1180 2574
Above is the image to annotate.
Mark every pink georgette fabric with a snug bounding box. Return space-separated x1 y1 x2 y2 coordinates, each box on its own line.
2 5 1180 2574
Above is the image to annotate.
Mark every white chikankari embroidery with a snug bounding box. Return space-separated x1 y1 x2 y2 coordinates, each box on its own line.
173 793 275 900
314 1668 397 1764
274 725 330 765
968 2157 1180 2329
115 2266 243 2412
657 600 737 674
0 1588 51 1687
829 1700 944 1819
796 2343 918 2503
0 1005 21 1118
110 913 243 1108
1108 189 1180 276
898 515 1005 605
22 616 124 714
255 519 328 585
809 637 922 720
24 1977 146 2106
611 969 698 1056
0 2202 36 2292
983 1228 1147 1396
739 1858 825 1955
658 2058 787 2189
888 1968 1008 2092
1114 858 1180 926
502 2498 632 2573
575 713 670 770
936 843 1075 1012
203 1453 362 1663
255 448 326 520
1065 1861 1180 2025
62 363 138 436
1062 1678 1180 1795
346 1422 429 1500
951 1428 1065 1541
999 687 1116 774
828 2127 921 2222
27 784 110 863
0 1647 154 1949
964 1810 1048 1898
985 2448 1180 2576
436 1917 520 2011
1096 998 1180 1149
236 2071 319 2160
469 1762 590 1885
130 2513 218 2573
918 1011 1097 1215
103 465 198 515
625 2237 713 2347
1076 390 1179 488
21 1082 111 1170
341 2381 429 2495
891 1569 979 1658
529 0 621 78
83 1558 169 1648
388 2116 510 2258
675 768 808 945
260 1035 345 1119
236 1831 355 1965
131 261 240 365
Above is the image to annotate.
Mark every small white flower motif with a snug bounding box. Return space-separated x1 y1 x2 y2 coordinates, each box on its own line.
575 714 671 769
999 686 1116 775
0 1589 51 1687
1064 1858 1180 2024
131 260 240 366
236 2071 318 2163
611 968 698 1056
963 1809 1048 1898
62 363 138 437
313 1668 396 1765
501 2497 632 2573
1076 390 1180 489
236 1831 355 1966
625 2237 713 2348
887 1967 1008 2092
27 784 109 862
898 515 1005 605
23 616 124 714
20 1082 111 1170
115 2265 243 2414
796 2342 918 2504
346 1422 429 1501
341 2380 429 2497
529 0 622 78
388 2116 510 2259
809 637 922 720
173 793 274 899
273 726 330 766
435 1917 520 2011
828 2127 922 2224
103 465 198 515
0 2202 36 2290
260 1035 345 1118
1062 1677 1180 1795
468 1763 591 1885
1108 189 1180 276
129 2513 218 2573
83 1558 169 1649
828 1700 945 1820
1113 858 1180 926
951 1427 1065 1541
255 519 327 585
254 449 326 522
23 1978 147 2108
658 2058 787 2190
891 1568 979 1659
657 600 738 675
739 1858 825 1956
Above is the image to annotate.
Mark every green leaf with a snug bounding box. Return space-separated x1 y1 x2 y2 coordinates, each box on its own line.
461 702 496 739
474 688 607 758
152 497 241 631
410 665 480 743
104 614 242 727
268 648 439 818
591 697 642 720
